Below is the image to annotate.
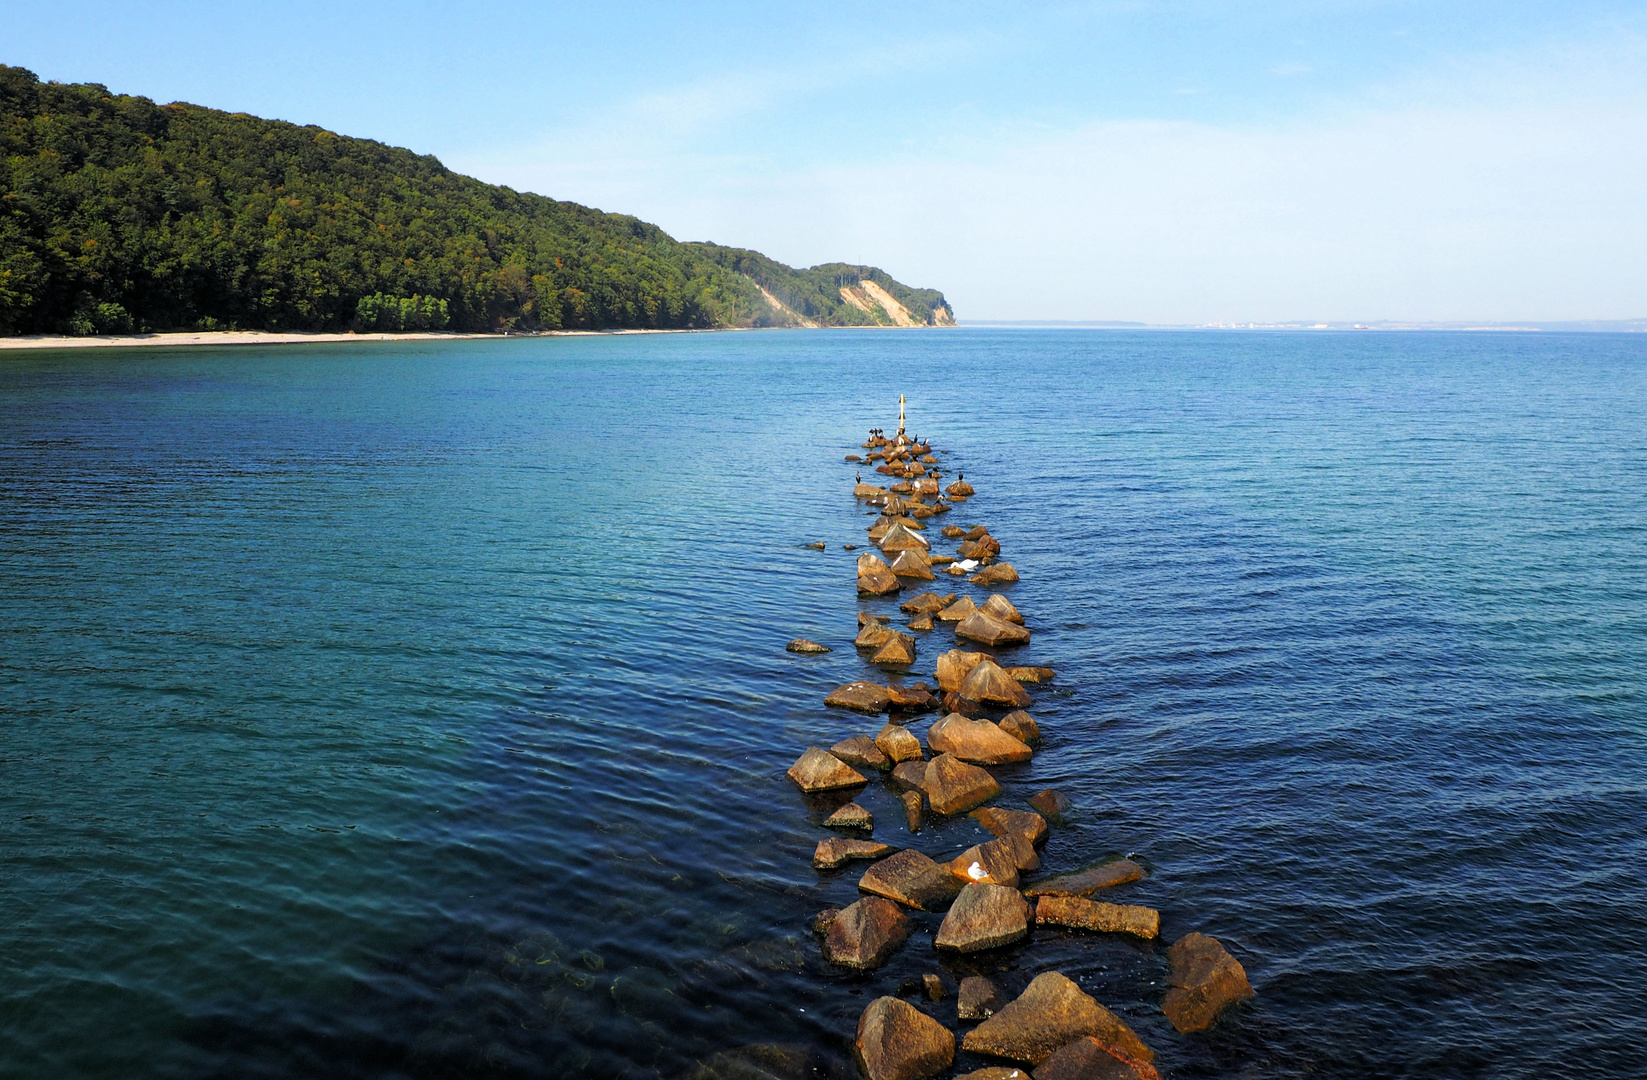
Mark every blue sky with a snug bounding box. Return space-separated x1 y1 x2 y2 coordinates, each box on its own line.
8 2 1647 321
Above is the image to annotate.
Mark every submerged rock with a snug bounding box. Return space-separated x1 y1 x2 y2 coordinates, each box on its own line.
998 710 1042 746
961 971 1154 1067
831 735 891 771
858 849 964 910
1027 789 1073 822
908 612 936 632
935 649 989 692
981 594 1024 624
1162 933 1255 1032
787 748 868 792
924 753 1001 815
955 611 1032 647
956 536 1001 560
872 633 918 668
936 882 1031 952
825 802 874 830
806 541 827 550
854 997 955 1080
813 837 896 870
1033 1037 1161 1080
875 723 925 764
970 563 1020 587
822 896 912 970
1023 859 1147 898
958 976 1006 1021
786 639 831 654
826 681 892 713
859 612 892 626
1005 666 1055 684
1034 895 1160 939
927 712 1034 765
958 659 1034 708
900 789 926 833
970 806 1050 848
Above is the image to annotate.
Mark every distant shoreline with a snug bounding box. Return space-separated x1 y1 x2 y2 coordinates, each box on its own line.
0 327 723 351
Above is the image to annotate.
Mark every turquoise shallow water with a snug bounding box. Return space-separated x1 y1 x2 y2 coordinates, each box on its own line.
1 329 1645 1079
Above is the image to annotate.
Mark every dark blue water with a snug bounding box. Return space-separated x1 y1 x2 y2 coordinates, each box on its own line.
2 329 1644 1079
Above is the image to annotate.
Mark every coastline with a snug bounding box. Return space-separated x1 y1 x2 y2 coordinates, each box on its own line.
0 328 726 351
0 324 958 352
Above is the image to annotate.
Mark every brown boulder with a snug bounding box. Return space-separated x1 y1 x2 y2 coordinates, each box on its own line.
1032 1037 1161 1080
962 526 989 540
924 753 1001 815
822 896 912 969
937 595 979 622
928 553 955 564
1023 859 1147 898
858 849 964 910
1027 789 1073 822
890 760 930 792
970 807 1049 848
998 711 1042 746
1162 933 1254 1032
875 723 925 764
890 549 936 580
787 748 868 792
945 838 1022 888
813 837 896 870
826 681 892 713
860 612 892 626
878 523 931 553
961 972 1153 1067
958 976 1007 1021
909 612 936 632
856 621 900 649
956 536 1001 560
901 789 926 833
971 563 1020 587
940 524 966 539
825 802 874 830
981 594 1024 624
993 830 1041 873
872 633 918 668
1034 895 1160 939
955 611 1032 647
955 1071 1029 1080
858 552 902 596
944 564 971 576
831 735 891 771
900 592 948 614
935 883 1031 952
959 659 1034 708
886 683 940 713
854 997 955 1080
947 479 975 496
854 482 884 497
786 638 831 653
927 712 1033 765
936 649 989 692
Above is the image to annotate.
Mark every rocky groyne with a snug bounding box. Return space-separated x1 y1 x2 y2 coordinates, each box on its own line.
778 404 1254 1080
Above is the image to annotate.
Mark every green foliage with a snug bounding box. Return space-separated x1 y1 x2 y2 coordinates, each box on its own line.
0 65 950 336
355 292 449 331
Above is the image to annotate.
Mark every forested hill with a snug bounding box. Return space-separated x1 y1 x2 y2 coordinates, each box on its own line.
0 65 954 336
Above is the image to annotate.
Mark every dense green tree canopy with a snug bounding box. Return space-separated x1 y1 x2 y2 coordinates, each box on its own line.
0 65 952 336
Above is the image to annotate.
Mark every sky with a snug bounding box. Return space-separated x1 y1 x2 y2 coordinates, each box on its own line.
7 1 1647 323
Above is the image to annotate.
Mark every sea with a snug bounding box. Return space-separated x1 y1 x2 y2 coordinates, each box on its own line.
1 328 1644 1079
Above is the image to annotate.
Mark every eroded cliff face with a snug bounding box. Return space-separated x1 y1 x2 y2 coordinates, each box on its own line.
835 281 955 327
